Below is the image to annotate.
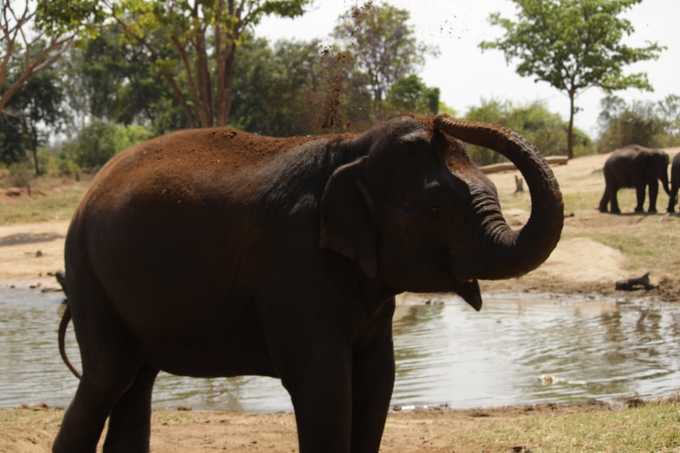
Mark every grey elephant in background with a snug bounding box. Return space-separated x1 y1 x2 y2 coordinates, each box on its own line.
598 145 670 214
667 153 680 213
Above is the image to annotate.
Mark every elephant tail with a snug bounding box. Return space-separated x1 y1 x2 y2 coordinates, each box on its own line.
56 272 82 379
59 305 81 379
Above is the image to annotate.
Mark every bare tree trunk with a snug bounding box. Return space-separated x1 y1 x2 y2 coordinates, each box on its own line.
218 45 236 126
567 90 576 160
194 29 214 127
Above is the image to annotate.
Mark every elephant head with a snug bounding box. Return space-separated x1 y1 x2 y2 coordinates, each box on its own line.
320 114 564 311
636 148 670 195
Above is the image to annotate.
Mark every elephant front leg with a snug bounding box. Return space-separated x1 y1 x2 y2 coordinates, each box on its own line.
648 180 659 213
635 184 646 213
284 347 353 453
351 333 395 453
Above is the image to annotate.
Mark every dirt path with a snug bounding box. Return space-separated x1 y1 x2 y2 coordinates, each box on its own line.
0 221 68 289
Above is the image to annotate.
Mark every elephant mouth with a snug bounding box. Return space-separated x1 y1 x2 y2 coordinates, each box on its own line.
447 250 482 311
454 278 482 311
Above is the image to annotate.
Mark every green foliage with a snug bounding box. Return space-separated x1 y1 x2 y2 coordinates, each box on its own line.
333 2 437 108
0 67 65 173
230 37 324 135
36 0 104 36
36 148 61 176
103 0 313 127
465 99 593 165
0 115 25 164
67 120 153 169
386 75 440 115
597 94 680 151
480 0 664 158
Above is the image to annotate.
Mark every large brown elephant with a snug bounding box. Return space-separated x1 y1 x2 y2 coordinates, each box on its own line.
598 145 670 214
53 115 563 453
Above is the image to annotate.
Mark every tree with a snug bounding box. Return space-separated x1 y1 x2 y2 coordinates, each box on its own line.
65 120 152 169
0 67 65 172
333 2 437 113
0 0 98 114
466 98 592 165
386 75 440 115
480 0 664 159
230 36 326 135
60 24 188 133
101 0 311 128
597 94 680 151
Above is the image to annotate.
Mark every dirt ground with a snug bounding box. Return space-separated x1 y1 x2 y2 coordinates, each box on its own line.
3 399 678 453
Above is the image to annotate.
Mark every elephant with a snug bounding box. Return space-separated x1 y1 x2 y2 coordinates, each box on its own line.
667 153 680 213
53 115 563 453
598 145 670 214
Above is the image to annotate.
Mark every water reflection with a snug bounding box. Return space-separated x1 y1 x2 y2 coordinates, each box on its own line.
1 289 680 412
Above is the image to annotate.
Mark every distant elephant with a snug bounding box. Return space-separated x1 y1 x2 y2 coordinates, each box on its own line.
667 153 680 213
53 115 563 453
598 145 670 214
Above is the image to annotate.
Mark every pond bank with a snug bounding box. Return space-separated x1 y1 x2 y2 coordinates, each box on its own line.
2 397 680 452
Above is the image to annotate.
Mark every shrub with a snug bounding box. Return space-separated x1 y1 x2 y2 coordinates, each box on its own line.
597 95 680 152
464 99 593 165
67 121 153 170
7 161 34 192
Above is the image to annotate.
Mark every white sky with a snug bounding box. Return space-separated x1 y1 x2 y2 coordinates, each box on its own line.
256 0 680 138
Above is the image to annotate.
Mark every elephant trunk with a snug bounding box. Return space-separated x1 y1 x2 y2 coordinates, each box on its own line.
434 115 564 280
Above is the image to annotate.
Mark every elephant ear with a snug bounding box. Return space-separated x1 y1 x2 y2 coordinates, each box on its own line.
320 157 377 279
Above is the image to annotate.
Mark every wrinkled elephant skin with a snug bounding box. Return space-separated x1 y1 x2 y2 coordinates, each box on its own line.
52 116 563 453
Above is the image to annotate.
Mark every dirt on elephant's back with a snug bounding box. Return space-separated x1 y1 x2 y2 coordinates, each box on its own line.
144 127 357 173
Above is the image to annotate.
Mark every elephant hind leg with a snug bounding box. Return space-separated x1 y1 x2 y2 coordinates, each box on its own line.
53 277 143 453
635 185 646 213
103 366 159 453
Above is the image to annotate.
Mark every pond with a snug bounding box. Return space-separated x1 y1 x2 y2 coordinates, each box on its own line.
1 288 679 412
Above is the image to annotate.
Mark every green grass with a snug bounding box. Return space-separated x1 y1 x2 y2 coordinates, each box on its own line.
468 400 680 452
0 179 87 225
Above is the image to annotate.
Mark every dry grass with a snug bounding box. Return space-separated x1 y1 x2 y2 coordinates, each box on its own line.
0 177 88 225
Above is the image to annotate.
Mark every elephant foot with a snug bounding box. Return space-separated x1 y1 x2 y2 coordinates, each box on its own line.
648 208 657 214
634 207 644 214
611 209 622 215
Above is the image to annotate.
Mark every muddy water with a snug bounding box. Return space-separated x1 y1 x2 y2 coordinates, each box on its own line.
1 289 679 412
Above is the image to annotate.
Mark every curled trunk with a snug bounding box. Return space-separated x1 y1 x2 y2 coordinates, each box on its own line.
434 115 564 280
